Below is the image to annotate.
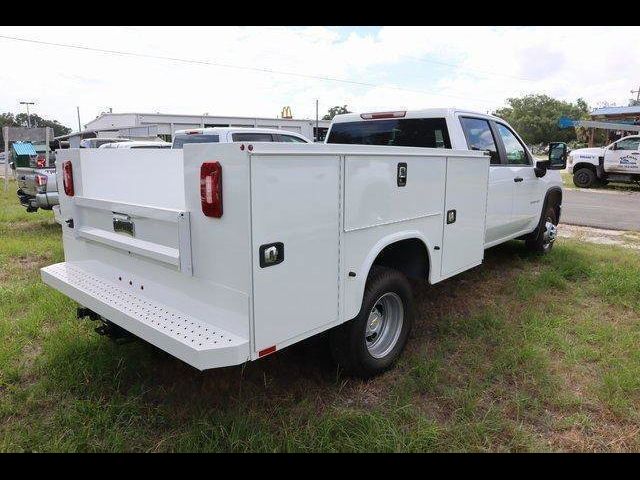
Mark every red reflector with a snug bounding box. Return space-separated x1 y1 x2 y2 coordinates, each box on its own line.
200 161 223 218
62 161 74 196
259 345 276 357
360 110 406 120
35 174 47 186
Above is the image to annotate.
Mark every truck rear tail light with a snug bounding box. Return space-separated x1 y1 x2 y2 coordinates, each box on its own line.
360 111 406 119
36 155 46 168
62 161 75 196
200 161 223 218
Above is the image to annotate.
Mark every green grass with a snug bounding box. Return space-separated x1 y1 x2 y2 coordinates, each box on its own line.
561 170 640 192
1 180 640 451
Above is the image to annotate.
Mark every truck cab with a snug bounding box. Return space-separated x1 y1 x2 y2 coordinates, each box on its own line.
326 108 564 250
568 135 640 188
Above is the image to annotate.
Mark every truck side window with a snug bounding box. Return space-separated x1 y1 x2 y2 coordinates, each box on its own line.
495 123 530 166
279 134 307 143
459 117 500 165
613 138 640 150
232 133 274 142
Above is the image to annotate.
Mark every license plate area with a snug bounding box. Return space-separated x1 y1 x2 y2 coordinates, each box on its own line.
113 213 135 237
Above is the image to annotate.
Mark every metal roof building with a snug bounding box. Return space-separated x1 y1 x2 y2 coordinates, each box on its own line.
84 112 331 143
590 105 640 117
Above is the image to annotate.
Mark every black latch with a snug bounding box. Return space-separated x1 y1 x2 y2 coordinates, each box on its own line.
259 242 285 268
397 162 407 187
446 209 457 224
65 218 74 228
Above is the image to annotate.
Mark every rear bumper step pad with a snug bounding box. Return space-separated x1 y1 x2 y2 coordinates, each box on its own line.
41 262 250 370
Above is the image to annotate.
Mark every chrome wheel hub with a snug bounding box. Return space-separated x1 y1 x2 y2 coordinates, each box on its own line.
365 292 404 359
543 220 557 249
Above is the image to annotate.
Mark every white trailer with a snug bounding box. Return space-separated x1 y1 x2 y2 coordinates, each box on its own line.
42 142 489 377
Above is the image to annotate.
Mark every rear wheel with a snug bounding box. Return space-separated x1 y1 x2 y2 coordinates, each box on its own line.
329 266 413 378
525 206 558 254
573 167 596 188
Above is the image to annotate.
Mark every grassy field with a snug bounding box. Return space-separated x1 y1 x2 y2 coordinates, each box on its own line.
1 180 639 452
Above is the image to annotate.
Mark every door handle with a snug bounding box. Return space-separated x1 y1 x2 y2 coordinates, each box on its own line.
514 177 523 182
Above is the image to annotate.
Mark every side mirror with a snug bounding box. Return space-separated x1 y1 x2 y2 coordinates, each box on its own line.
548 142 567 170
534 160 549 178
9 161 15 170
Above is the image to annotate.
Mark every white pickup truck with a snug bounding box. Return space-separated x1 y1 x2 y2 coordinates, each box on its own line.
41 108 565 378
568 134 640 188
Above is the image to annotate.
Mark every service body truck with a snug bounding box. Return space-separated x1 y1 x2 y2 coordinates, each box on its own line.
568 135 640 188
41 109 566 378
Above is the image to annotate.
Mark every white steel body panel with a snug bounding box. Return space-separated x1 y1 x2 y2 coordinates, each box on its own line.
44 143 489 370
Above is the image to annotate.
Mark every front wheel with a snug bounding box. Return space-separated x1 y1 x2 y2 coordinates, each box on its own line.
329 266 413 378
573 167 596 188
525 206 558 254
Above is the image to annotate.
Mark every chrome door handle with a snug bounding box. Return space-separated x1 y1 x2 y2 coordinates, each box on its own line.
514 177 523 182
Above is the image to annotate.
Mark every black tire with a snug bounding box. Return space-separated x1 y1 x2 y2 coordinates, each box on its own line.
573 167 596 188
525 206 558 254
329 266 413 378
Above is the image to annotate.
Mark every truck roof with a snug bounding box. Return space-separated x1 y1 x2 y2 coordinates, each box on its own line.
173 127 310 139
330 108 503 123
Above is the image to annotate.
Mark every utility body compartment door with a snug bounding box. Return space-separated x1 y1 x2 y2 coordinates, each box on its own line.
440 155 490 279
250 153 341 353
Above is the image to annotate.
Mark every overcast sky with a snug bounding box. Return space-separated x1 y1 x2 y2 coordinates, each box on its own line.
0 26 638 131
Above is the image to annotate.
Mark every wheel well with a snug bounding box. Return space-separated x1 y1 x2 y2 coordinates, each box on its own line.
371 238 429 281
546 188 562 220
573 162 597 174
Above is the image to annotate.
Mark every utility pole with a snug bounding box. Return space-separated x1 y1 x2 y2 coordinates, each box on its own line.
315 99 319 142
19 101 35 128
632 86 640 102
76 106 82 132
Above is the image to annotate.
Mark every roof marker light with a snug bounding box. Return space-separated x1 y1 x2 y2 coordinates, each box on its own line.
360 111 406 120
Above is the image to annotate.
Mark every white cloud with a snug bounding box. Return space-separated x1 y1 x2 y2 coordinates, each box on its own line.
0 26 638 130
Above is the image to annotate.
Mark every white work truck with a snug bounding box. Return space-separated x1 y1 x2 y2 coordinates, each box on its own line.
568 134 640 188
41 109 565 378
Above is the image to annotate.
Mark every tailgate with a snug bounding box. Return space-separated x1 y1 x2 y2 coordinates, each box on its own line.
57 149 192 274
46 145 254 369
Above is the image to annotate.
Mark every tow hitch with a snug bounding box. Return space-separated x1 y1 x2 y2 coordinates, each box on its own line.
77 307 134 343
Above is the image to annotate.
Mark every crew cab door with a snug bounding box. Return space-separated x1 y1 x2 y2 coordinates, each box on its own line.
603 136 640 174
459 116 514 244
493 122 540 233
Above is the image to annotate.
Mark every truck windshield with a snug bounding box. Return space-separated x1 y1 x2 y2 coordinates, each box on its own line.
326 118 451 148
173 134 220 149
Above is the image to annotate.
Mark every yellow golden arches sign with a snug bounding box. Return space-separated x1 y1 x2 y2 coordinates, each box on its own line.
281 106 293 119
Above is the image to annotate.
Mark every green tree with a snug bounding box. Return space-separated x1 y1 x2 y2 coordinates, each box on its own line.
14 113 71 137
322 105 351 121
0 112 72 145
493 94 591 145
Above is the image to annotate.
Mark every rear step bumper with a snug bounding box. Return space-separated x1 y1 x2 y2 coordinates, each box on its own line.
41 262 250 370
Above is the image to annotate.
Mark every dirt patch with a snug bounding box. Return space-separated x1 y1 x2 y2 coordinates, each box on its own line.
559 224 640 250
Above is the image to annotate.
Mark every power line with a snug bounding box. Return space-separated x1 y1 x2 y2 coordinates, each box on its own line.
263 26 536 83
0 33 504 106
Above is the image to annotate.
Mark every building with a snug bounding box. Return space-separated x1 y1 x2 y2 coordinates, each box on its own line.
588 105 640 146
83 112 331 143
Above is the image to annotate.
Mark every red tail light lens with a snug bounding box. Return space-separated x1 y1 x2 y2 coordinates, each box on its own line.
62 161 74 196
36 155 46 168
200 161 222 218
35 174 48 187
